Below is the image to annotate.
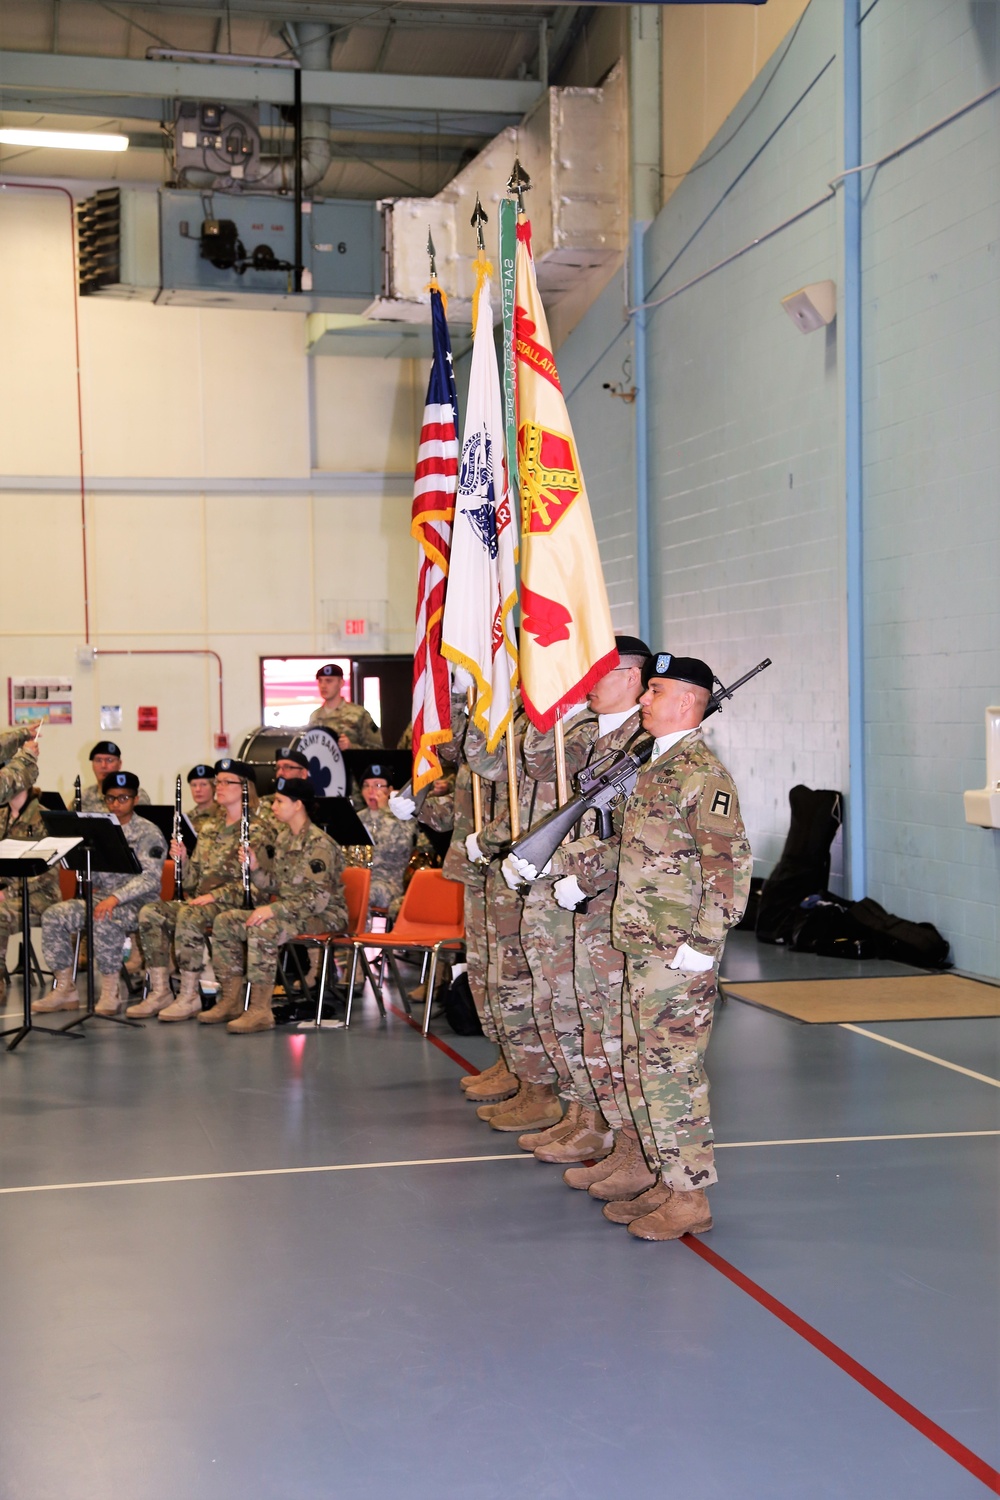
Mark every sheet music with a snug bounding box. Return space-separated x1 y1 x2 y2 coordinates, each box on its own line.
0 837 82 865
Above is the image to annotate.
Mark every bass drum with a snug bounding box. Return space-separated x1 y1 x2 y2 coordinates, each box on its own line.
238 726 347 798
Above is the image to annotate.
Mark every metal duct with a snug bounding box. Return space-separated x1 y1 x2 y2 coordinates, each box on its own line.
284 21 332 192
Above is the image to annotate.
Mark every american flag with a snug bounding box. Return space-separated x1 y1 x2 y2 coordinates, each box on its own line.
410 287 459 792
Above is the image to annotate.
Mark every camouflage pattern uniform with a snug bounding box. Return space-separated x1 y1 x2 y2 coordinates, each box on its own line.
0 727 39 804
612 730 752 1191
0 794 62 977
81 782 150 811
137 813 273 972
548 711 648 1132
437 699 496 1042
518 711 603 1108
212 820 346 982
41 812 166 975
188 801 223 836
308 699 382 749
359 805 414 915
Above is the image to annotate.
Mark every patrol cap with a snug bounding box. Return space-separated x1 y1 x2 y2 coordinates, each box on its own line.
360 764 389 785
316 663 344 679
641 653 715 693
90 741 121 760
213 758 257 782
614 634 652 661
102 771 139 793
187 764 215 783
274 776 314 808
275 747 310 771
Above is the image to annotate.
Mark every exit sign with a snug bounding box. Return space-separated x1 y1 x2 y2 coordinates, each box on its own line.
345 618 367 637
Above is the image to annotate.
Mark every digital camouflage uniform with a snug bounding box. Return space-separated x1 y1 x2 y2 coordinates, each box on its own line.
437 700 496 1042
359 804 414 916
308 699 382 749
0 727 39 805
0 795 62 978
81 782 150 811
212 819 346 983
612 730 751 1191
41 812 166 975
519 711 603 1109
548 710 648 1131
137 812 274 972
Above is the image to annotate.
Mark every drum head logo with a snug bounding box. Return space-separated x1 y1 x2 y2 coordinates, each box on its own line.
298 728 346 798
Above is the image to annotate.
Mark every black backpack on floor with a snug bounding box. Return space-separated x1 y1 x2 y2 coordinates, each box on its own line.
442 972 484 1036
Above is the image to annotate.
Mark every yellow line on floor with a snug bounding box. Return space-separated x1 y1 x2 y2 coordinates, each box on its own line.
840 1023 1000 1087
2 1131 998 1195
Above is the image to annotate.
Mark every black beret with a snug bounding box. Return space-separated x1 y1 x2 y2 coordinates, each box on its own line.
90 741 121 760
276 747 310 771
316 663 344 679
360 764 389 784
213 758 257 781
274 776 314 807
614 634 652 660
102 771 139 793
187 764 215 783
642 653 715 693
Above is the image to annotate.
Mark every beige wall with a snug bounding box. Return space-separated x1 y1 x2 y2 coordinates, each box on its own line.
661 0 811 203
0 190 420 804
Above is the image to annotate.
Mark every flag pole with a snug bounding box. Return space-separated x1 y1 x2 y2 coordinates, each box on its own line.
505 725 520 839
467 687 484 832
553 717 569 806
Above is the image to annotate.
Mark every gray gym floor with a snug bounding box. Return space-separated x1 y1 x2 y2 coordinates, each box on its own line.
0 932 997 1499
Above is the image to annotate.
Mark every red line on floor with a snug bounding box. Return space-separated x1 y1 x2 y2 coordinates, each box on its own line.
385 1003 479 1074
683 1235 1000 1494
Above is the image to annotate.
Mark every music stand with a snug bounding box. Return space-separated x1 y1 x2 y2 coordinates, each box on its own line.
0 840 85 1051
39 811 144 1032
311 797 373 848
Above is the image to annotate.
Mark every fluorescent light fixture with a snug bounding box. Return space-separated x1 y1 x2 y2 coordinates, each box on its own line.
0 128 129 152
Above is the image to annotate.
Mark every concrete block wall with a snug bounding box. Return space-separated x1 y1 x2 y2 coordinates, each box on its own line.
861 0 1000 977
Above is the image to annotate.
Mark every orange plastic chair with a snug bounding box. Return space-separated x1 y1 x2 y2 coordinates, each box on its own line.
160 859 176 902
284 868 371 1027
344 869 464 1035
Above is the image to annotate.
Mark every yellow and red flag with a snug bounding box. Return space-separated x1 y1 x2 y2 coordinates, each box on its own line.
514 219 618 729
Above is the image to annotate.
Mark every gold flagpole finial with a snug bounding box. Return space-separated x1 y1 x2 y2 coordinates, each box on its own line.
427 228 438 281
506 159 531 215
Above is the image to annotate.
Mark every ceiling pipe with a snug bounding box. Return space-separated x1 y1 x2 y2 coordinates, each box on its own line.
281 21 332 191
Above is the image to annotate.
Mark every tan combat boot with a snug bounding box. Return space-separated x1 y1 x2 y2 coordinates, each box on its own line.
460 1055 504 1092
563 1128 633 1190
628 1187 712 1241
489 1081 562 1132
465 1063 519 1103
227 981 275 1034
476 1086 522 1122
159 971 203 1022
199 975 245 1025
517 1099 580 1152
94 971 125 1017
32 968 80 1014
587 1129 657 1201
534 1107 614 1164
602 1180 672 1224
126 967 174 1018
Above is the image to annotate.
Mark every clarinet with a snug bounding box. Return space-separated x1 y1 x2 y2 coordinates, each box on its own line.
73 774 82 811
173 773 185 900
240 778 253 909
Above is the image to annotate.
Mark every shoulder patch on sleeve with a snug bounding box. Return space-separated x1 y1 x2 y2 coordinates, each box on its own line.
698 775 738 833
309 858 327 874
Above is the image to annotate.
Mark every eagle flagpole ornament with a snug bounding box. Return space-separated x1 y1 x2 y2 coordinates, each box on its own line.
512 171 618 735
409 231 459 792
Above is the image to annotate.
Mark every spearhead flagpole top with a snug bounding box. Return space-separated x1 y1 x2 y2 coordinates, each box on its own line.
427 228 437 281
507 158 531 214
471 194 488 251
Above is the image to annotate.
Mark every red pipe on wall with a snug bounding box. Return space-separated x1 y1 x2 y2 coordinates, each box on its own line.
0 180 90 642
93 649 227 739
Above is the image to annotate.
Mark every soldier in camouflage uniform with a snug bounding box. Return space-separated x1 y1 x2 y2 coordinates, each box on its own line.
0 787 61 1003
36 772 166 1017
81 742 150 810
358 764 415 918
131 759 272 1022
211 776 346 1034
186 763 222 835
308 663 382 750
0 725 40 806
602 655 752 1241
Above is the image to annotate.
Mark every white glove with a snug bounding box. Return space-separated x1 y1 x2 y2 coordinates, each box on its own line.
388 792 416 821
452 667 474 695
501 852 551 889
669 941 715 974
465 832 486 865
554 875 587 910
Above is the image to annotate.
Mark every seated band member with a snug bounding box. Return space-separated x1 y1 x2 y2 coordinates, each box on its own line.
82 742 150 811
0 786 61 1005
0 725 40 806
131 759 270 1023
36 772 165 1017
308 664 382 750
186 764 222 834
359 764 415 920
210 777 347 1035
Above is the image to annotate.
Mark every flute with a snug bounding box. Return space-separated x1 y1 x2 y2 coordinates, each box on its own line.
240 779 253 909
173 773 185 900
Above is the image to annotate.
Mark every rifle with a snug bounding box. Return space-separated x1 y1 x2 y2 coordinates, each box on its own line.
172 773 185 900
510 657 772 873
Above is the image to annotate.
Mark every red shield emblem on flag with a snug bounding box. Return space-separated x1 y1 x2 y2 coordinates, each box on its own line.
518 422 582 534
521 585 572 647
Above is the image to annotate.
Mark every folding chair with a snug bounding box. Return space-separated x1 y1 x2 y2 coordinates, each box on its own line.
284 867 371 1028
343 869 464 1036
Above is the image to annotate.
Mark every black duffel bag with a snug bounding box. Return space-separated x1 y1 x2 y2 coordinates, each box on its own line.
441 971 484 1036
756 786 843 945
849 897 951 969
